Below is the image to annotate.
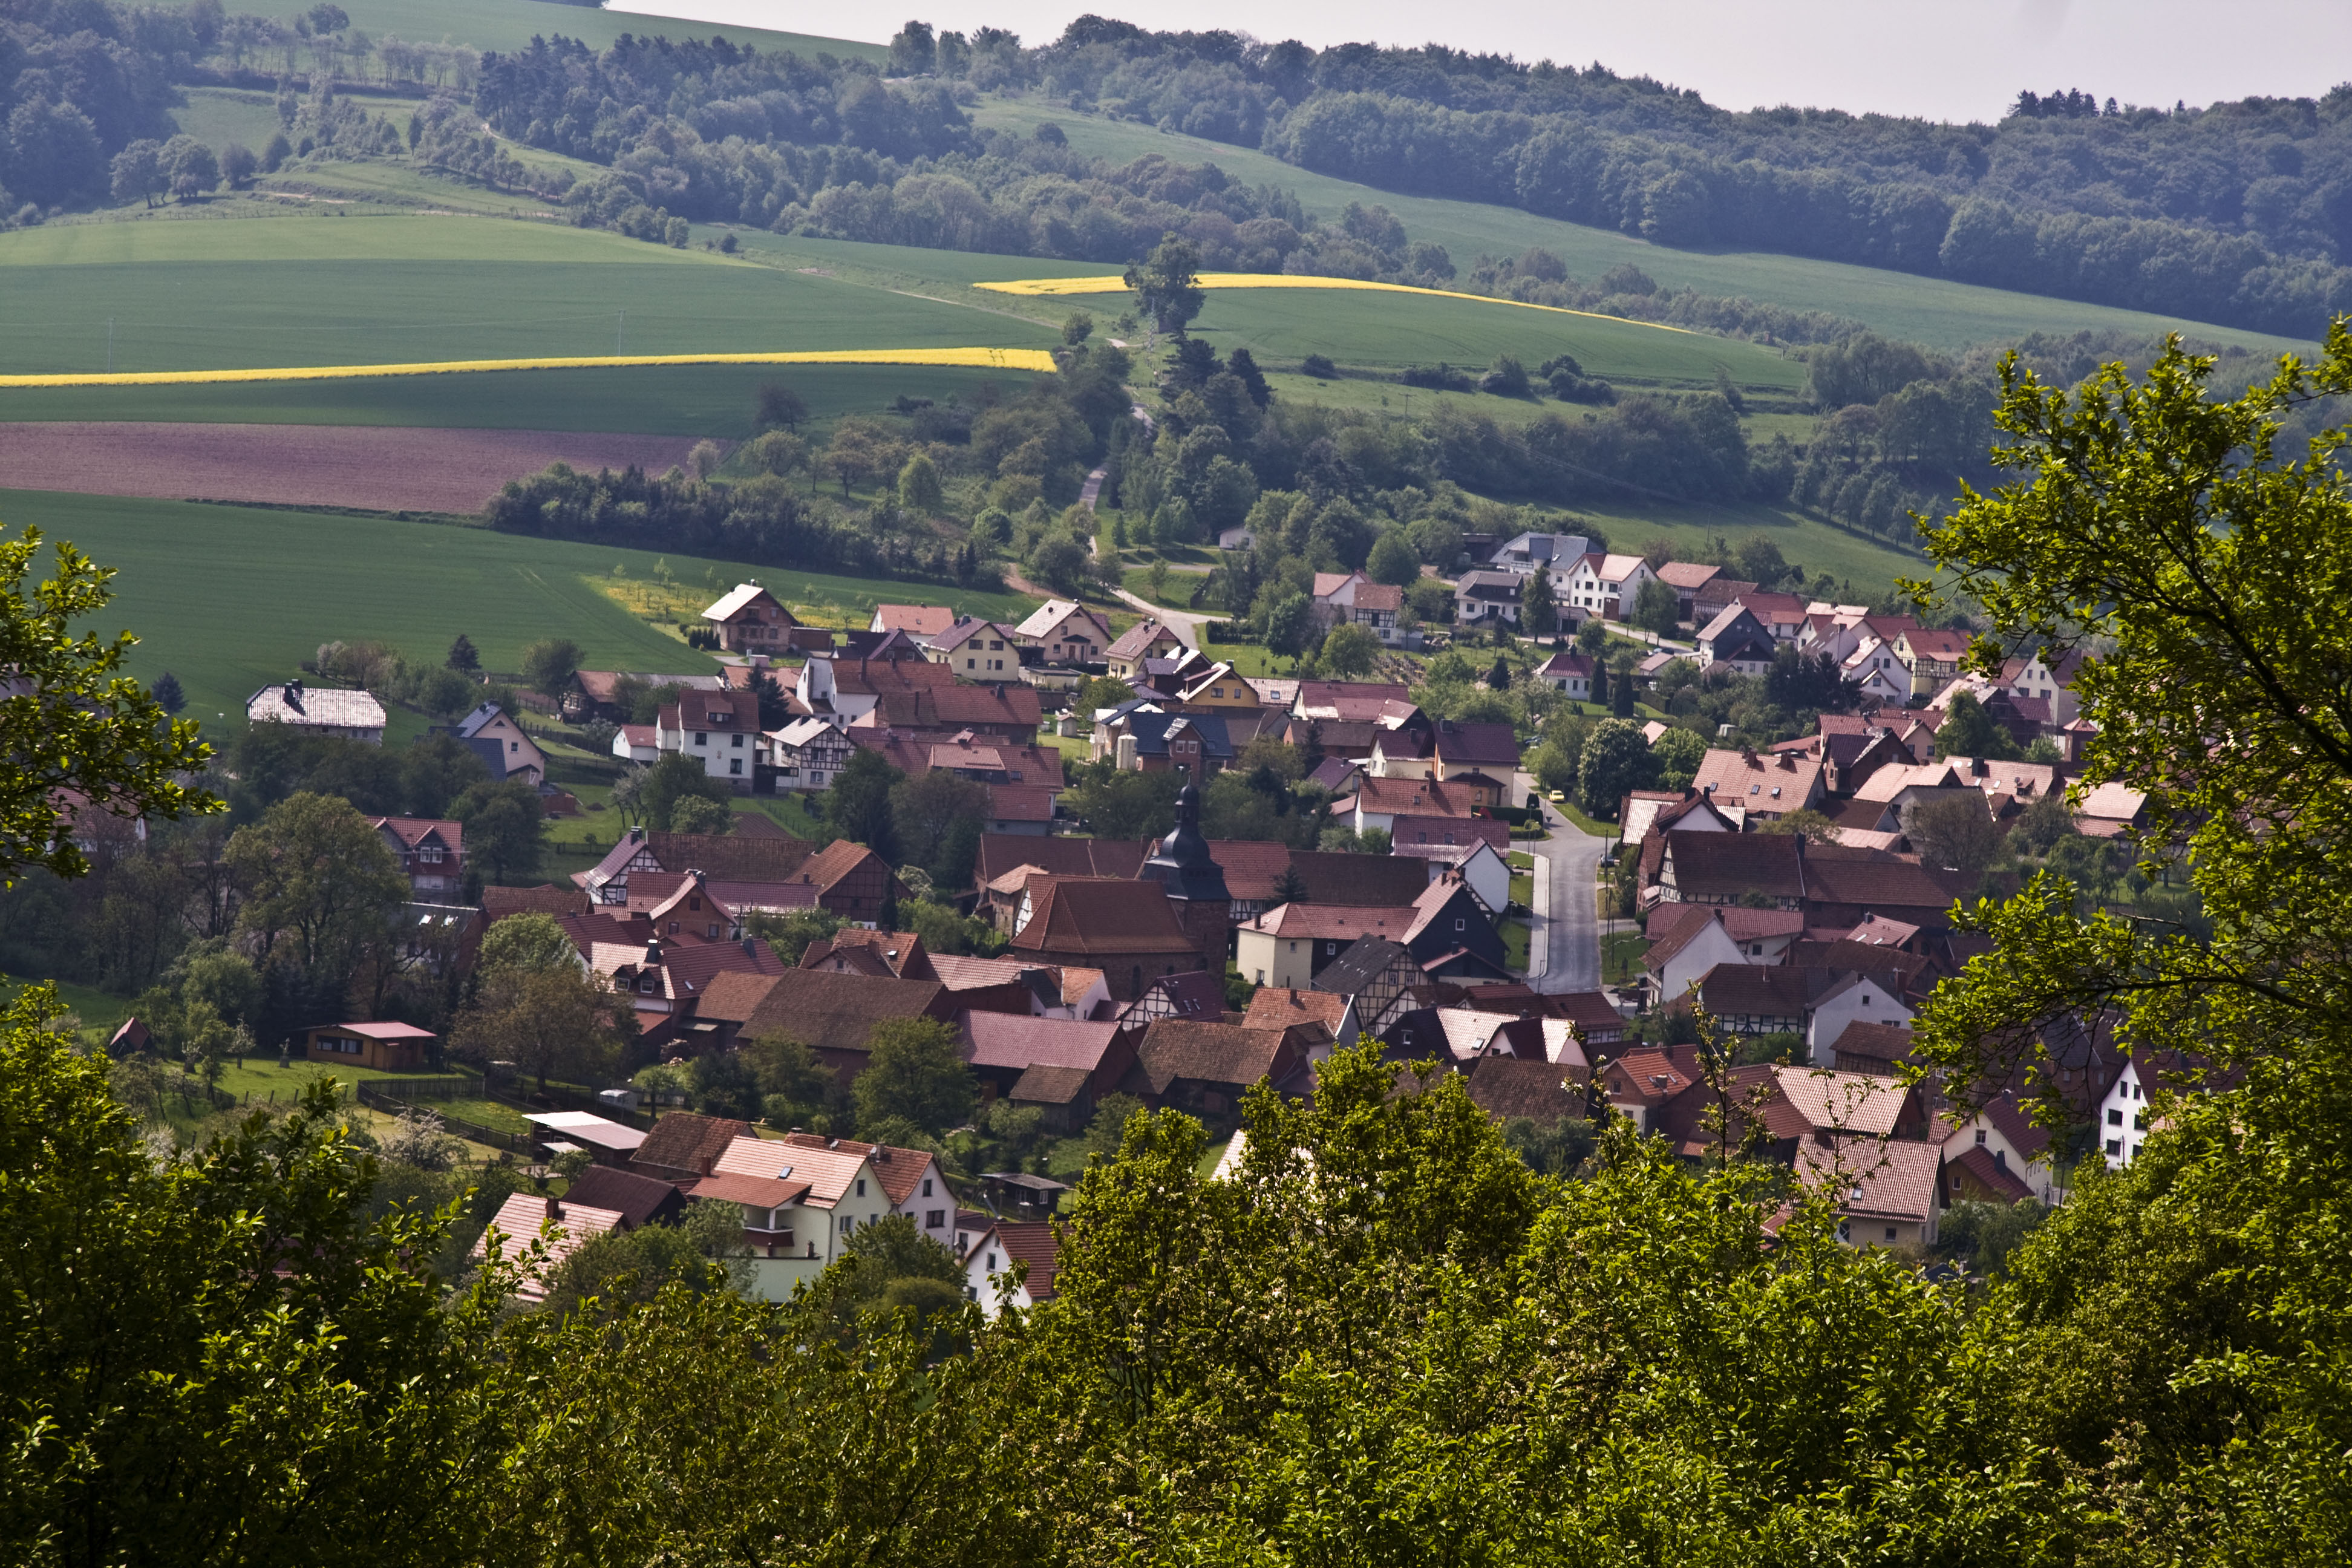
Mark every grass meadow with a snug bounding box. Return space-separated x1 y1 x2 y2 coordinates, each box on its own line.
0 217 1053 377
969 99 2319 359
0 488 1039 724
335 0 885 62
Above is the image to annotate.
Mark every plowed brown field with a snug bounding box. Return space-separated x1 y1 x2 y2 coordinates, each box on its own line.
0 423 718 514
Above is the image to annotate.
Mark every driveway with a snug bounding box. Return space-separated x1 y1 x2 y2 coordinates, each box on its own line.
1517 776 1609 993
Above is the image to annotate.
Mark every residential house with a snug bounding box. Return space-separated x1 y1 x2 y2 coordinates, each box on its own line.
1094 707 1235 779
1831 1022 1919 1076
1639 904 1806 1006
1117 970 1227 1028
1653 561 1722 622
1343 775 1485 837
1105 619 1186 681
764 716 855 792
1689 746 1827 824
962 1220 1059 1316
1932 1093 2060 1206
1896 627 1974 701
723 968 959 1080
612 724 659 763
1391 832 1511 913
1693 963 1827 1034
589 932 788 1023
1132 1018 1324 1120
1794 1135 1945 1249
562 1164 688 1229
1311 571 1405 644
776 1132 962 1245
370 816 464 898
1695 607 1777 676
2074 781 2149 839
1453 569 1526 627
1166 841 1428 926
482 884 590 923
1486 531 1594 586
1014 599 1114 666
789 839 903 926
438 702 547 786
2099 1051 2201 1171
926 617 1024 676
1732 590 1810 643
1693 576 1759 623
1312 935 1425 1034
1534 650 1594 698
704 582 802 655
246 680 384 743
630 1111 756 1189
658 687 762 791
1370 716 1519 790
567 669 727 724
1804 964 1922 1057
1172 661 1265 722
2002 647 2086 727
1008 877 1202 1002
1651 831 1807 910
1840 635 1917 703
304 1021 434 1071
869 604 956 639
959 1013 1137 1129
694 1134 891 1299
475 1192 625 1301
1241 987 1360 1054
1459 1057 1590 1124
1240 872 1508 989
1601 1045 1704 1134
1563 552 1658 622
1289 681 1415 725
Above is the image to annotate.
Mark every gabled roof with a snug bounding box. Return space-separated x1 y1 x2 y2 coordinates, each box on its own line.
477 1193 624 1298
1772 1066 1913 1137
1696 962 1830 1018
562 1163 687 1229
1243 988 1353 1033
872 604 956 637
1662 831 1806 901
1313 935 1417 995
1011 878 1193 955
1605 1045 1705 1108
1292 681 1414 722
795 838 890 895
632 1112 754 1179
1535 650 1594 679
1106 619 1181 660
1463 1057 1586 1122
1246 901 1419 942
1428 719 1520 768
1795 1134 1944 1224
778 1132 938 1207
1691 748 1824 811
714 1135 869 1207
1135 1019 1308 1093
247 682 385 728
1947 1143 2036 1203
1934 1091 2052 1163
1130 970 1227 1019
648 830 814 882
1016 598 1111 640
1348 775 1484 818
1831 1022 1916 1073
737 970 950 1054
1655 561 1720 590
976 1220 1060 1301
961 1011 1124 1073
705 583 787 622
483 883 590 922
370 815 462 852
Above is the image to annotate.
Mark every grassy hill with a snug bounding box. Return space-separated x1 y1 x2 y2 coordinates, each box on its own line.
969 99 2319 361
0 488 1037 724
334 0 884 62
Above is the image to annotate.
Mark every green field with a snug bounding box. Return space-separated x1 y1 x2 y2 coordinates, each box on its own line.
0 217 1052 376
1565 496 1930 591
337 0 884 60
0 489 1040 723
0 361 1042 434
970 99 2319 359
170 87 287 152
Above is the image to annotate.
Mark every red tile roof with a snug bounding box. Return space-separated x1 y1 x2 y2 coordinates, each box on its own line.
1011 878 1193 956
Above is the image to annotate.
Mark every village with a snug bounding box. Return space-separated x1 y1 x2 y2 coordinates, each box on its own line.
139 521 2178 1310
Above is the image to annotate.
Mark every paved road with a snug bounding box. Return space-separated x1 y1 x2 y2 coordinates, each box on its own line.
1518 780 1609 993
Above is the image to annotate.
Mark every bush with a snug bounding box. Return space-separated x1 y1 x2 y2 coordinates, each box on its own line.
1301 354 1338 379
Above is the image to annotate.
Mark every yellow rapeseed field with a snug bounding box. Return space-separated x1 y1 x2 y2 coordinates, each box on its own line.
0 346 1059 390
975 272 1702 335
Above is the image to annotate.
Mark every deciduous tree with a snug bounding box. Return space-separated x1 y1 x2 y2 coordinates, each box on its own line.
852 1016 975 1138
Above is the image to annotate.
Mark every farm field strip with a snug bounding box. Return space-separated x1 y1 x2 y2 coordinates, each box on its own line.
0 489 1040 723
0 424 719 514
979 271 1707 336
0 346 1059 390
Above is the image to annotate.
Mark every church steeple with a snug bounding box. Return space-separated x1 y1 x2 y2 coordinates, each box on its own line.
1143 783 1229 903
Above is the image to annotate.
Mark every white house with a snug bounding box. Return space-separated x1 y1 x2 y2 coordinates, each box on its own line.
2002 648 2086 727
611 724 660 763
656 687 761 789
2099 1053 2178 1171
1014 599 1114 665
1806 972 1918 1063
1562 552 1658 622
1841 636 1915 703
697 1135 892 1301
1642 906 1805 1005
1936 1094 2063 1206
765 716 855 792
962 1220 1059 1318
1487 532 1593 590
246 680 385 744
1534 650 1593 699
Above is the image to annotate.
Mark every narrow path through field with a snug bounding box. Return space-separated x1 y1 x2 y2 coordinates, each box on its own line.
0 423 717 514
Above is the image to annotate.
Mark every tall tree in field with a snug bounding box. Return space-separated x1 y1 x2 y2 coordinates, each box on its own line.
0 526 215 882
520 638 581 696
826 750 903 863
445 633 480 674
1124 235 1205 338
451 780 544 885
1518 568 1558 637
227 792 407 1020
149 671 185 714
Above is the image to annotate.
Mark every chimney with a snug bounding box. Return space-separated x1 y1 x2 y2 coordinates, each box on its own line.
742 937 757 959
643 938 662 965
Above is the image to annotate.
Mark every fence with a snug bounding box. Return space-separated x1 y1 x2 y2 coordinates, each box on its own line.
354 1083 534 1154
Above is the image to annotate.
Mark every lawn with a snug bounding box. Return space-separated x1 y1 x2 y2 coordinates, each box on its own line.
1509 870 1534 908
1566 495 1933 597
969 98 2318 358
1500 916 1532 973
1549 799 1622 838
1601 929 1649 987
170 88 286 153
0 489 1040 722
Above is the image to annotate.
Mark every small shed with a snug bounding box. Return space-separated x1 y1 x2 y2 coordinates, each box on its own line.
980 1171 1068 1216
303 1021 436 1071
523 1111 650 1165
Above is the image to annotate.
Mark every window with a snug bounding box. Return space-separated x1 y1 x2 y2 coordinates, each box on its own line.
731 733 743 748
926 1209 944 1227
985 1251 999 1272
840 1215 854 1233
2106 1138 2122 1155
1883 1226 1898 1243
694 731 708 746
730 759 743 775
1975 1129 1987 1145
1454 917 1466 931
855 1178 867 1197
2108 1108 2123 1126
922 1178 933 1198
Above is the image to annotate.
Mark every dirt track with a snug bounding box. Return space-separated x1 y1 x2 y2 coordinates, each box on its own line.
0 423 719 514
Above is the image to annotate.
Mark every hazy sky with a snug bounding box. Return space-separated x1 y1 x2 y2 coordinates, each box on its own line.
614 0 2350 123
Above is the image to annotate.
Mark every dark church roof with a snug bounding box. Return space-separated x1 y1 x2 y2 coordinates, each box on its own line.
1140 782 1230 904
